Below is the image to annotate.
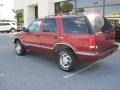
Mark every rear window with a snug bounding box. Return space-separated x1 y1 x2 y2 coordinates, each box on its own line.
94 18 113 33
62 17 89 34
102 18 113 32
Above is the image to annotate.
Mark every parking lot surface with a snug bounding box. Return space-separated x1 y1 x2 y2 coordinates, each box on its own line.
0 33 120 90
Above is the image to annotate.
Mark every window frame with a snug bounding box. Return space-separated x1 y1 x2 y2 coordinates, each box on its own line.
62 16 90 35
27 20 42 33
42 18 57 33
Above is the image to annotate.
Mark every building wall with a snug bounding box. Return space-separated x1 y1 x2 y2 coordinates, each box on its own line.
14 0 24 10
15 0 120 26
26 0 38 6
15 0 65 26
54 0 66 3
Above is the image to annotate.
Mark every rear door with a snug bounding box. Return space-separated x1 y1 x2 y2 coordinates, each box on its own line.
21 20 42 47
39 18 59 54
61 16 91 52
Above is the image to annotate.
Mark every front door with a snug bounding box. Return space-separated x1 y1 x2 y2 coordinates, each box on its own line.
21 20 42 49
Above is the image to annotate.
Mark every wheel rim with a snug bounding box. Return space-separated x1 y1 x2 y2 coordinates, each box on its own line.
16 43 22 54
59 53 72 69
11 29 15 33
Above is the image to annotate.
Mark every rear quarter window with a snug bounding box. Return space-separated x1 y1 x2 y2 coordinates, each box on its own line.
62 17 89 34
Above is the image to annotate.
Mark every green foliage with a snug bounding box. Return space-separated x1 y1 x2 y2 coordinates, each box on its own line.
77 8 84 12
13 9 24 23
61 1 73 13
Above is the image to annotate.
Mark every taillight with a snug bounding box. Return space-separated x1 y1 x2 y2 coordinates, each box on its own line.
89 36 97 49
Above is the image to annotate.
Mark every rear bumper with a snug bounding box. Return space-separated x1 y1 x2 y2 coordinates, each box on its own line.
76 45 118 62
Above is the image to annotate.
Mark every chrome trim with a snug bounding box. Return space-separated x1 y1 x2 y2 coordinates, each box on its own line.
76 51 99 56
23 43 53 50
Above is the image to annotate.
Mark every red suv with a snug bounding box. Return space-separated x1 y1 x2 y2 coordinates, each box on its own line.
14 14 118 71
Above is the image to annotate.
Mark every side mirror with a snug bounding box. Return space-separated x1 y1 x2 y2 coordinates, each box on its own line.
22 27 29 32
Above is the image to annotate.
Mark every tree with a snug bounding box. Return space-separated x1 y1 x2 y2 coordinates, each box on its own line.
77 8 84 13
61 1 73 13
12 9 24 23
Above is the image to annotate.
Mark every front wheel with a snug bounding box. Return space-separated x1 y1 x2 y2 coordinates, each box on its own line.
57 49 76 72
15 40 26 56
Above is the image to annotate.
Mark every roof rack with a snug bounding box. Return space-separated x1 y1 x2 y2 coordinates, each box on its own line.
46 12 84 18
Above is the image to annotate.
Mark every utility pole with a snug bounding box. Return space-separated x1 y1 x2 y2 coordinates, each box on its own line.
74 0 77 12
103 0 105 17
93 1 98 13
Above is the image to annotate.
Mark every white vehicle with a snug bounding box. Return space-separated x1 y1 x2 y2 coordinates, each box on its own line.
0 22 17 33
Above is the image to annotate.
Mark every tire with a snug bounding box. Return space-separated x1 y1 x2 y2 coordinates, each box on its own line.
15 40 26 56
11 28 16 33
57 49 76 72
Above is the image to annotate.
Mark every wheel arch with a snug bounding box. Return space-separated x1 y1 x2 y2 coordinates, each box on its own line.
14 38 21 44
54 43 76 54
10 28 16 30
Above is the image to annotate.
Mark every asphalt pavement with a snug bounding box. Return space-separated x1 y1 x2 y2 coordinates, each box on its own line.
0 33 120 90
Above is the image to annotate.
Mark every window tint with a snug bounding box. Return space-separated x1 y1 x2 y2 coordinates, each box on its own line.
43 18 57 32
102 18 113 32
63 17 89 34
28 20 41 32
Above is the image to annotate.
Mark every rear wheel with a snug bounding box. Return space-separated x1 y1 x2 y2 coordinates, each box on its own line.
11 28 16 33
57 49 76 72
15 40 26 56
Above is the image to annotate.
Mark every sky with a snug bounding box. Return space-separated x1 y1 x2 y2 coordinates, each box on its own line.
0 0 15 20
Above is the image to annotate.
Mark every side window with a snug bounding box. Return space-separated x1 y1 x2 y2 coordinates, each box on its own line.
43 18 57 32
0 23 3 26
63 17 89 34
0 23 10 26
27 20 41 32
4 23 10 25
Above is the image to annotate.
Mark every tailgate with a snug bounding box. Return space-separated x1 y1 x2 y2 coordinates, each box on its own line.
95 32 115 51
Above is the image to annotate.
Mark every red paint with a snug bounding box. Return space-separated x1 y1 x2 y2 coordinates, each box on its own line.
14 15 118 62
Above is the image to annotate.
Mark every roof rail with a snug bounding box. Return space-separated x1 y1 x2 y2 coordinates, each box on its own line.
46 12 84 18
